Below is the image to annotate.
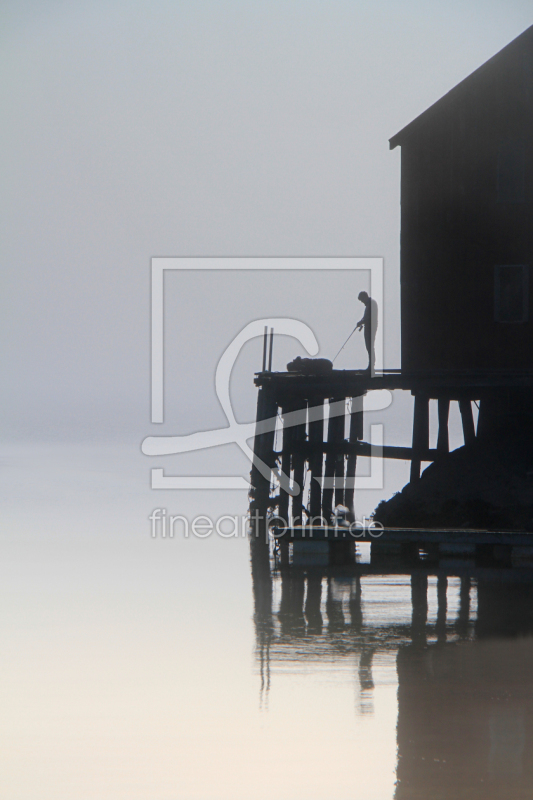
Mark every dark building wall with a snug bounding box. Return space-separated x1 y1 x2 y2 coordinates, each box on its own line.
393 27 533 374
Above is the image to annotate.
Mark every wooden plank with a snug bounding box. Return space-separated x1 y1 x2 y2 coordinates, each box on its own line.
289 439 437 461
255 370 533 400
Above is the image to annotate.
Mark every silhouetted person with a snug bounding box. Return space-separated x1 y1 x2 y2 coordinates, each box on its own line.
356 291 378 373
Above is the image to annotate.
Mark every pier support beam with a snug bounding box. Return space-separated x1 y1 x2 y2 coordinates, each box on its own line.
410 394 429 482
322 398 345 521
278 402 293 526
250 387 278 517
459 399 476 446
291 403 307 526
436 398 450 454
308 398 324 522
346 396 364 518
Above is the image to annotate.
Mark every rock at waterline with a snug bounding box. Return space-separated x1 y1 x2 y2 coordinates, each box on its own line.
373 437 533 531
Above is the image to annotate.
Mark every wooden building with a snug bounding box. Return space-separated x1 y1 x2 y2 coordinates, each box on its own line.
390 25 533 375
250 27 533 533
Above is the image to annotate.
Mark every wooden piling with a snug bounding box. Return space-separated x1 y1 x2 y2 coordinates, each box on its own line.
322 398 345 521
345 396 364 517
291 403 307 526
308 398 324 521
436 398 450 453
459 399 476 446
278 402 293 526
250 387 278 516
334 403 347 510
410 393 429 481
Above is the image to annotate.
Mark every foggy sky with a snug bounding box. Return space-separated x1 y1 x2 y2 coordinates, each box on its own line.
2 1 532 441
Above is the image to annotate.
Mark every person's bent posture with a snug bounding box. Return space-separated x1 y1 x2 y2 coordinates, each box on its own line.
356 291 378 373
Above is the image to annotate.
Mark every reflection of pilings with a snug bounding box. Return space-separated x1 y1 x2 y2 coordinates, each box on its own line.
249 535 273 706
345 397 364 517
305 573 323 634
410 394 429 482
357 646 376 716
359 647 376 691
278 570 306 635
334 405 346 510
459 399 476 446
456 576 471 637
436 574 447 643
349 576 363 633
411 573 428 643
326 578 345 632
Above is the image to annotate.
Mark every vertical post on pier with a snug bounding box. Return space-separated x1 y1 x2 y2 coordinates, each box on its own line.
308 397 324 522
291 402 307 527
250 386 278 518
346 395 364 518
278 402 293 526
322 398 344 522
437 398 450 454
261 326 268 373
459 399 476 446
334 399 347 509
410 393 429 482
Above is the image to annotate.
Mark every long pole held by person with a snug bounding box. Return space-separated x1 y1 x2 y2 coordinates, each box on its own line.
332 324 360 363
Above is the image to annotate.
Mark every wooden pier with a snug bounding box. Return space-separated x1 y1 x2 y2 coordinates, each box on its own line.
249 365 533 529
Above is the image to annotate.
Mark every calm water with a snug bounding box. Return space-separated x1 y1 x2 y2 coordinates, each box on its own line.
2 443 533 799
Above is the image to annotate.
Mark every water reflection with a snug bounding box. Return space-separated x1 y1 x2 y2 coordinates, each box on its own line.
251 538 533 798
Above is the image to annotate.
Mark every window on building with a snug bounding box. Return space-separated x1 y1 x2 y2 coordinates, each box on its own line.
494 265 529 323
497 140 526 203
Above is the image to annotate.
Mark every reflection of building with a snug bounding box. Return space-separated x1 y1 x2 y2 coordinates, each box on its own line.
251 539 533 794
396 581 533 799
250 26 533 528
